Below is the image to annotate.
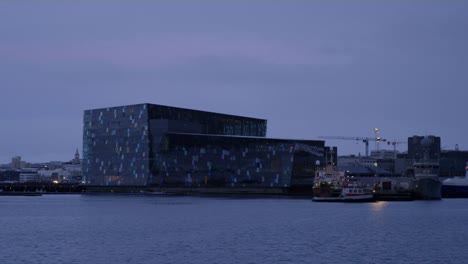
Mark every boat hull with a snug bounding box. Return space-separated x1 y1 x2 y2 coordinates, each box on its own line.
313 182 375 202
312 186 342 201
313 194 375 202
313 197 375 202
312 196 343 202
413 178 442 200
341 194 375 202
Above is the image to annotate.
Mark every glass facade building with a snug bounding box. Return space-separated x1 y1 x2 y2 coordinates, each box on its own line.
83 104 150 185
152 133 324 188
83 103 324 187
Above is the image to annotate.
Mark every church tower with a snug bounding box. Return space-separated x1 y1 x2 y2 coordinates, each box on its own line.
73 148 80 165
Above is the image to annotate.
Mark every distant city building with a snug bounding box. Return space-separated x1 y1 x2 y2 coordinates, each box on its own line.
83 103 325 186
0 150 83 183
38 168 66 182
48 161 64 170
394 157 408 176
72 148 80 165
338 156 377 168
407 135 441 161
336 155 392 177
0 170 20 182
19 168 39 183
63 163 82 182
400 135 441 176
370 150 398 160
11 156 24 169
440 150 468 176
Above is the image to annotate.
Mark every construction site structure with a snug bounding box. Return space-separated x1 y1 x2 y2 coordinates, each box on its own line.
319 136 406 157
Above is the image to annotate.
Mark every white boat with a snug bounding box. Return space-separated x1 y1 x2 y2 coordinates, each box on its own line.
340 179 375 202
442 162 468 198
312 163 374 202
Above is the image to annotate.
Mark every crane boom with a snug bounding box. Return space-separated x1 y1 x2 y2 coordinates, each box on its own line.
318 136 386 156
386 141 407 158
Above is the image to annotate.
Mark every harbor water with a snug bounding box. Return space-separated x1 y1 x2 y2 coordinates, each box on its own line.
1 195 468 264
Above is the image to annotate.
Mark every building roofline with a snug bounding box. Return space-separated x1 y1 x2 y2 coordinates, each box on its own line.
84 103 266 122
166 132 324 144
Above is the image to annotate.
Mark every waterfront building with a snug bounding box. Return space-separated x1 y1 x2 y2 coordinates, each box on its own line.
83 103 325 187
0 170 20 182
11 156 25 170
392 135 441 177
440 150 468 176
395 136 468 177
37 165 81 183
336 155 393 177
338 155 377 168
408 135 441 161
370 149 398 160
37 168 66 182
43 162 64 171
19 168 39 183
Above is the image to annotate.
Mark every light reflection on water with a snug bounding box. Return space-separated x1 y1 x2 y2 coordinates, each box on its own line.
370 201 389 213
0 195 467 264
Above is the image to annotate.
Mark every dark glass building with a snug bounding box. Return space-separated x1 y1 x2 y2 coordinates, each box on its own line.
83 103 324 187
407 135 441 161
440 150 468 176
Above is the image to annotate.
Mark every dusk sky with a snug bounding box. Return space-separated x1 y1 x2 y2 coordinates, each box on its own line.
1 1 467 164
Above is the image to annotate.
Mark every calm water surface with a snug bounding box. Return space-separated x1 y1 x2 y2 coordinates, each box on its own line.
1 194 467 264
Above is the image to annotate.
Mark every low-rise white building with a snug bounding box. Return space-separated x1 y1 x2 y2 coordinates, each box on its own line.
19 168 39 183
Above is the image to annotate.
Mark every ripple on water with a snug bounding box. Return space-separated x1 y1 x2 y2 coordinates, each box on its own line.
1 196 468 264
